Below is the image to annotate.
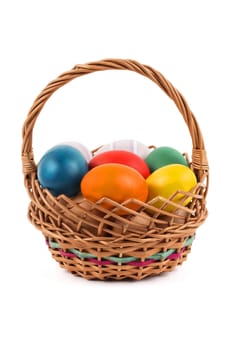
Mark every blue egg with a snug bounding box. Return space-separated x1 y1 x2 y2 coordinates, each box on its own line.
37 145 88 197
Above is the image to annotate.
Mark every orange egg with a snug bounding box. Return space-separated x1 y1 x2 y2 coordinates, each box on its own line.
81 163 148 215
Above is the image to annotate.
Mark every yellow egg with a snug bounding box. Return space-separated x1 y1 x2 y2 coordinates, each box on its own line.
146 164 197 212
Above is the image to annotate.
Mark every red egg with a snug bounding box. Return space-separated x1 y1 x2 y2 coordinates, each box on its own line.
89 150 150 178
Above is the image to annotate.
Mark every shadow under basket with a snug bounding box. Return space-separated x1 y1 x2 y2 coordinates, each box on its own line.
22 58 209 280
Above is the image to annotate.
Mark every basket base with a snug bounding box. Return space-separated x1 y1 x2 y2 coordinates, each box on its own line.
49 246 191 281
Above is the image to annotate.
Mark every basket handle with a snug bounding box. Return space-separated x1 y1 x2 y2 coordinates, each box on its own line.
22 58 209 185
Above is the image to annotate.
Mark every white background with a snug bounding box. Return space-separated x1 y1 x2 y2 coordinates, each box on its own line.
1 1 232 349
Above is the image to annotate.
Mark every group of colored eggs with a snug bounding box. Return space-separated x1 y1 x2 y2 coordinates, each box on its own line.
37 139 197 214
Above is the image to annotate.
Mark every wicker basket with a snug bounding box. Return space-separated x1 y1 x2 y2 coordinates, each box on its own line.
22 58 209 280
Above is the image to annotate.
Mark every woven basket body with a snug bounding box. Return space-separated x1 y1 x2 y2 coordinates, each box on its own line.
22 59 209 280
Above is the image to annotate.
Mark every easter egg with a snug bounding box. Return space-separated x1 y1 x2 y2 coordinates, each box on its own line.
94 139 151 159
37 145 88 197
89 150 150 178
145 146 188 172
59 141 92 162
146 164 197 212
81 163 148 215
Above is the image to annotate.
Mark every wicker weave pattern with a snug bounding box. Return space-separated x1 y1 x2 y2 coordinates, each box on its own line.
22 59 209 280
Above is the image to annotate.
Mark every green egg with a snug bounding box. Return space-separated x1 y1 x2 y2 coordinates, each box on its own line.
145 146 188 172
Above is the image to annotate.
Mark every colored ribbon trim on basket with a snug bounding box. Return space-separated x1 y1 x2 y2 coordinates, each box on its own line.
46 236 194 266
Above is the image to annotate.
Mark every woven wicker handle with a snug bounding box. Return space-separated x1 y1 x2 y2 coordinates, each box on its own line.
22 58 209 184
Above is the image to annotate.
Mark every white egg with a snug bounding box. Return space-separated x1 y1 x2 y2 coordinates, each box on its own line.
59 141 92 162
94 139 151 159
